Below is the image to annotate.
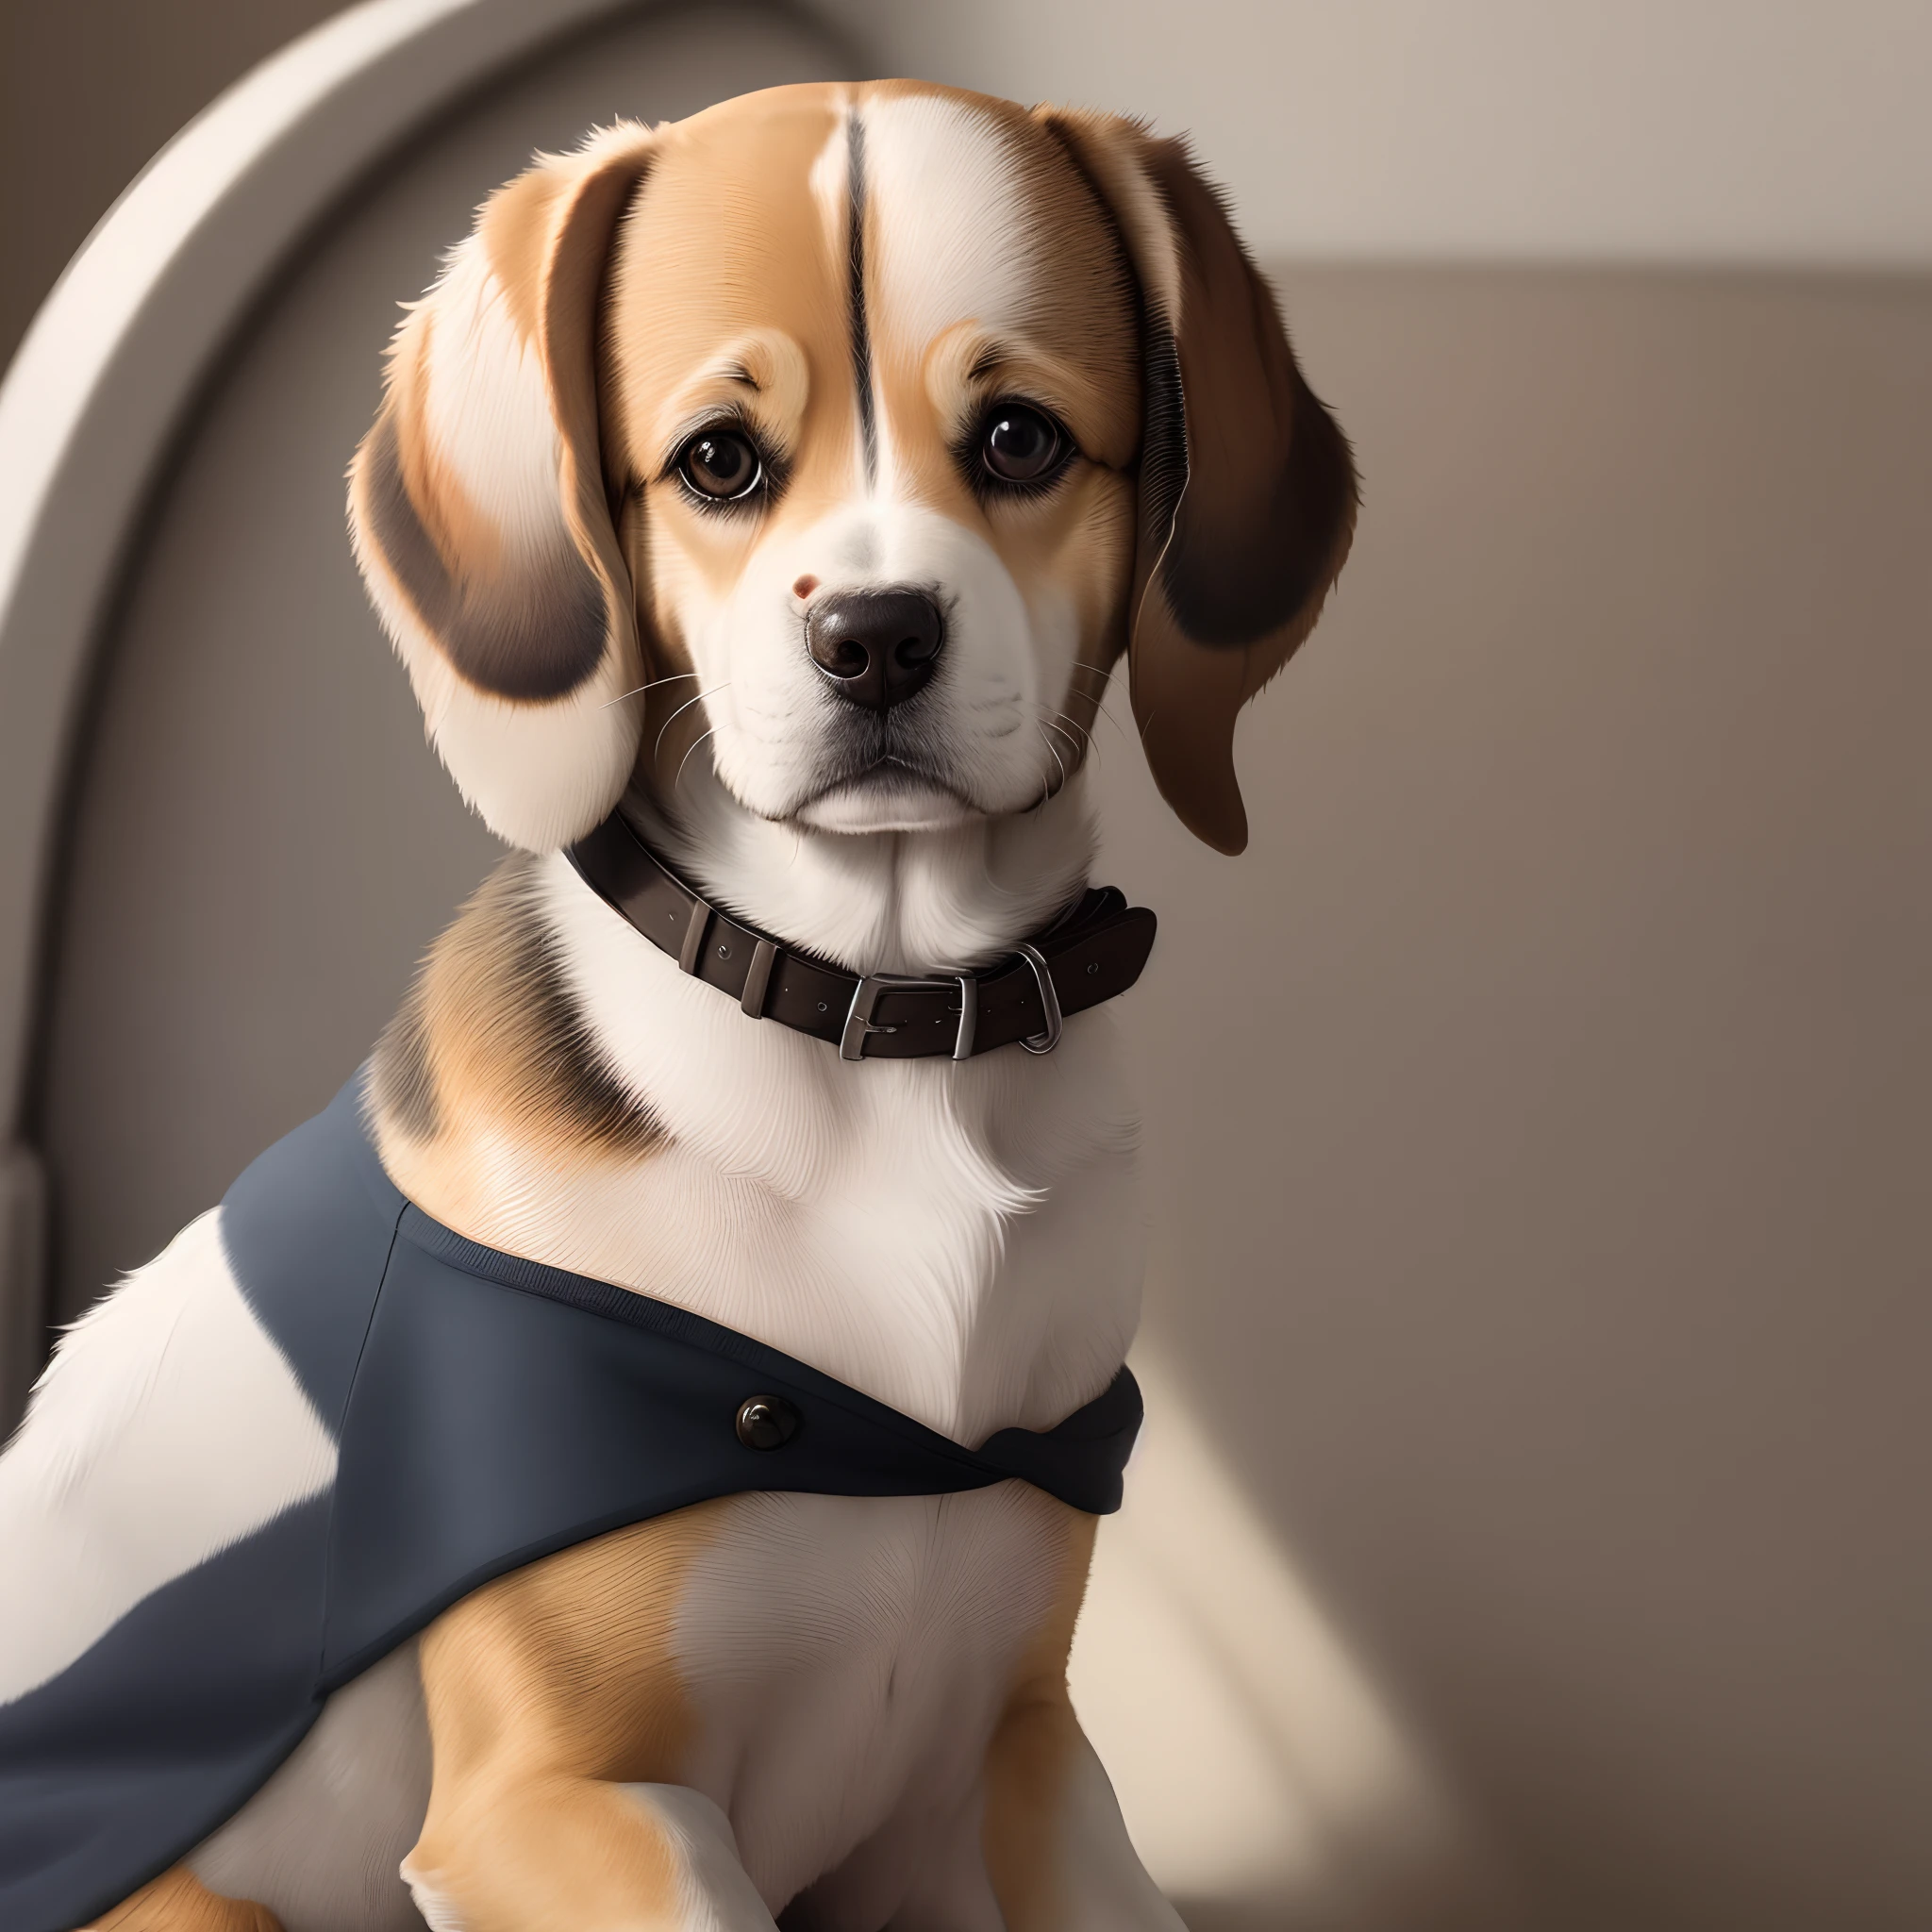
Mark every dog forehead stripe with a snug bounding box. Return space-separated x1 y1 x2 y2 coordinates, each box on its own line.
845 110 877 488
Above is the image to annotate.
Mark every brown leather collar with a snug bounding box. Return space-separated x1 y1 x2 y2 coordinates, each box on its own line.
568 809 1158 1060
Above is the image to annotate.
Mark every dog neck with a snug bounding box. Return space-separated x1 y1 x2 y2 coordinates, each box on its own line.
371 760 1141 1444
613 762 1100 978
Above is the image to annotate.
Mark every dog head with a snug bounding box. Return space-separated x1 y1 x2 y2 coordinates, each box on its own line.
350 82 1355 858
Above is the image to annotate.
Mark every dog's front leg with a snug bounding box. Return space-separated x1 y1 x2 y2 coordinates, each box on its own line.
402 1777 774 1932
980 1686 1185 1932
404 1507 775 1932
958 1509 1184 1932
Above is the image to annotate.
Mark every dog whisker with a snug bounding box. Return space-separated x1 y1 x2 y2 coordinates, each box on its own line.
1040 702 1090 745
1035 724 1068 799
1063 678 1131 745
601 670 700 709
1052 708 1097 754
653 683 731 764
674 726 718 794
1040 714 1090 769
1065 666 1133 741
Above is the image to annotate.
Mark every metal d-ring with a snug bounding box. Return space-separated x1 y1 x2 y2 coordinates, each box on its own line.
1012 942 1063 1055
952 975 977 1060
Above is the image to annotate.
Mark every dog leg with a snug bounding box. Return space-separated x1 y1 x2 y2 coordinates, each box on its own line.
406 1503 774 1930
981 1688 1184 1932
975 1505 1183 1932
86 1865 283 1931
401 1777 774 1932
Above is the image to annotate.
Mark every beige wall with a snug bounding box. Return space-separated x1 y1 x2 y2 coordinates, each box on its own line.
823 0 1932 268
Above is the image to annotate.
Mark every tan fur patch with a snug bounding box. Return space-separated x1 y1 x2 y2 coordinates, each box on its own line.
371 854 660 1229
478 160 572 348
601 90 849 491
406 1502 730 1929
86 1865 281 1932
981 1506 1100 1930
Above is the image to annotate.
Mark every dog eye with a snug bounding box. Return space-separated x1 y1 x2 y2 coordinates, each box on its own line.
979 405 1066 487
678 429 763 503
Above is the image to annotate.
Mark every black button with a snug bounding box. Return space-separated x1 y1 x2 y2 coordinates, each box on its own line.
735 1394 799 1451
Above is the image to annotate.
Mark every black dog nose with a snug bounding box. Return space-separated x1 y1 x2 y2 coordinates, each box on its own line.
805 588 945 711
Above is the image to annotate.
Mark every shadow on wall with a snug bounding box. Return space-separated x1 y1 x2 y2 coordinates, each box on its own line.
1073 1353 1515 1931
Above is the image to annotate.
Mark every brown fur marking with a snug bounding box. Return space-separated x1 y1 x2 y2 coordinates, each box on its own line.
351 127 658 706
1036 105 1358 854
356 401 608 702
406 1502 730 1930
86 1866 281 1932
371 853 661 1176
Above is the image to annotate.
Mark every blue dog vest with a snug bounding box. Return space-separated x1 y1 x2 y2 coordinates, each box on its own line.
0 1074 1141 1932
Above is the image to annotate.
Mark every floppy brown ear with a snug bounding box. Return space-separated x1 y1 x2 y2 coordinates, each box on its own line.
349 125 656 851
1037 109 1358 855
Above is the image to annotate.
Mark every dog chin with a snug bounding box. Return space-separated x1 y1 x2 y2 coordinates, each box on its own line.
793 771 979 835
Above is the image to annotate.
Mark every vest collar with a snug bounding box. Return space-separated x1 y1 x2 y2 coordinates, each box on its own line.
567 808 1158 1061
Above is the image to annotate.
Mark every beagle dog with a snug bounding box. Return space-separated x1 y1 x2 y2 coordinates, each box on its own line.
0 79 1354 1932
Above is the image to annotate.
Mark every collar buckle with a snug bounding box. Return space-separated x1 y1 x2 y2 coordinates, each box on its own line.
841 973 978 1062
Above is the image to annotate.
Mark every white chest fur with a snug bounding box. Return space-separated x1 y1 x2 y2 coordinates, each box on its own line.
446 839 1146 1449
